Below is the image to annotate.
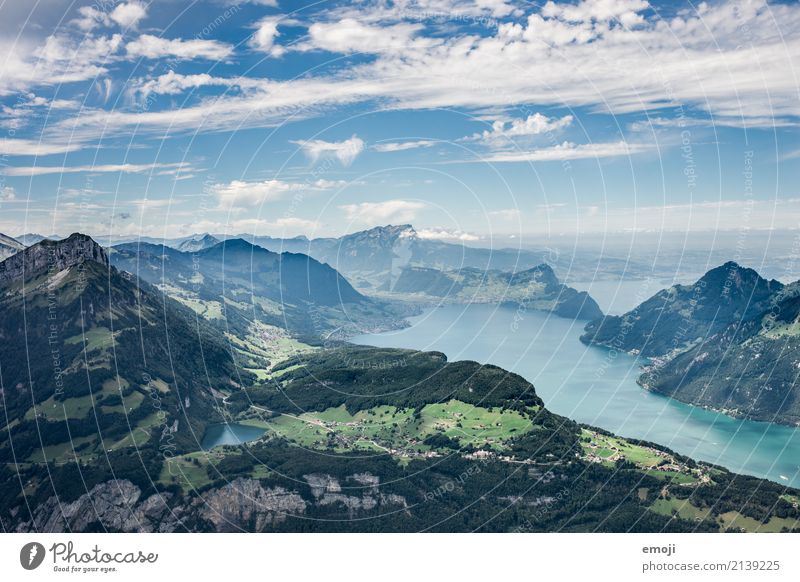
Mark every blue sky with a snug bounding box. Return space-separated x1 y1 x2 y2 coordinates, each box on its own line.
0 0 799 243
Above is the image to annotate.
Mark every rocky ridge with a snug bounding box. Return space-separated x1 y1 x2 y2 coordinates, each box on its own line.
0 233 108 286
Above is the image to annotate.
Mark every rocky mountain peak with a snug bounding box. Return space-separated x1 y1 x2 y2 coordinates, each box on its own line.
0 232 108 285
177 233 221 252
358 224 417 241
696 260 783 300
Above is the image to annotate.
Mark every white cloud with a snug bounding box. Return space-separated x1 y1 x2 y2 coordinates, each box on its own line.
374 140 437 152
301 18 436 55
72 7 109 31
130 71 270 100
0 186 16 202
29 0 800 141
488 208 521 221
213 179 303 208
73 2 148 30
0 34 121 95
2 162 191 177
250 17 285 57
0 138 83 156
416 227 480 241
541 0 649 26
110 2 148 28
273 217 319 230
126 35 233 60
1 95 81 131
292 135 365 166
481 140 651 162
232 0 278 5
185 216 320 237
340 200 427 224
213 178 344 209
324 0 519 22
466 113 573 145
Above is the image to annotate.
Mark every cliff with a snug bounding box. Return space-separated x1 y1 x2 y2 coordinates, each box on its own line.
0 233 108 286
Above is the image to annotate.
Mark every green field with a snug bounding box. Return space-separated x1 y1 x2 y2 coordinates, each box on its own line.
719 511 800 533
649 497 712 523
229 321 314 378
26 408 161 463
580 429 702 485
27 435 97 463
581 429 665 467
159 451 219 492
248 400 534 457
64 326 120 352
25 378 137 422
173 296 224 320
159 448 272 493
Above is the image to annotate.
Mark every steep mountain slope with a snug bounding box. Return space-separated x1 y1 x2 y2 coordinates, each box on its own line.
640 284 800 424
0 232 24 261
386 264 603 320
581 262 783 357
0 234 244 463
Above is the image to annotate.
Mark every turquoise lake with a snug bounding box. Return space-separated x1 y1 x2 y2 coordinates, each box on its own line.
201 422 267 450
352 303 800 487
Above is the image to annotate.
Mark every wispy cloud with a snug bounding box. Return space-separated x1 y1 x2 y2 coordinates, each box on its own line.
480 141 652 163
0 186 17 202
416 227 480 242
213 178 345 209
488 209 521 221
340 199 427 224
0 138 83 156
292 135 365 166
373 139 437 152
2 162 191 177
72 1 148 31
126 35 233 60
296 18 438 55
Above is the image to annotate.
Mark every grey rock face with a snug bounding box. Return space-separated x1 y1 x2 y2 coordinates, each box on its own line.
195 478 307 532
13 473 408 532
0 233 108 286
18 480 175 533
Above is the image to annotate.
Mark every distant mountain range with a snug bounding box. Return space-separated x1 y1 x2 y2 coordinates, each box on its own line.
109 237 405 339
6 226 800 284
582 262 800 425
1 226 606 322
242 224 559 290
387 264 603 320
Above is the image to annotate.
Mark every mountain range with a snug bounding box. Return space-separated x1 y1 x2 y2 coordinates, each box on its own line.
1 234 799 532
109 238 405 339
0 227 606 323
